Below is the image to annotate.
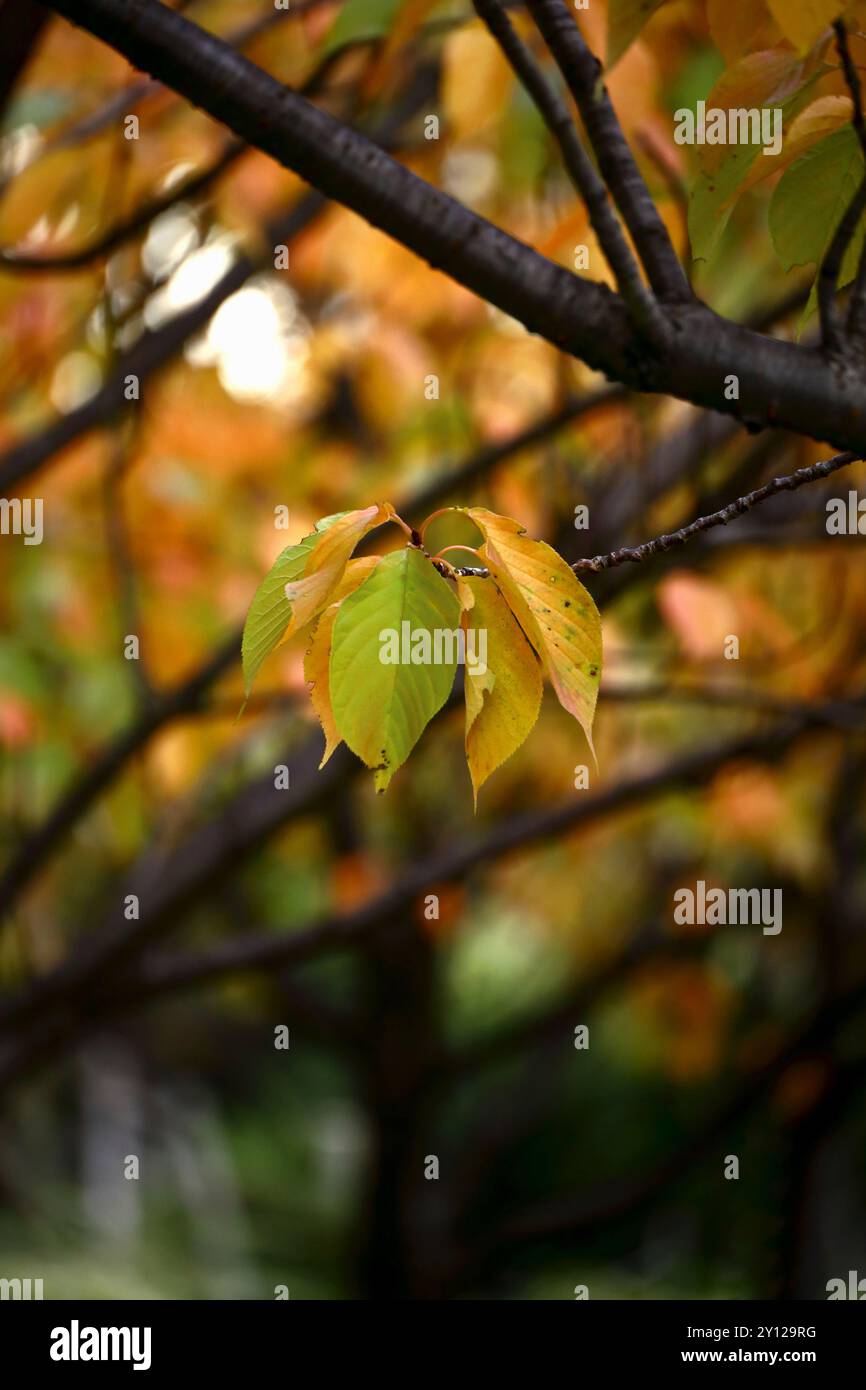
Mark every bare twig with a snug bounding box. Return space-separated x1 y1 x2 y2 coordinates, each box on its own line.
573 450 859 571
452 450 859 576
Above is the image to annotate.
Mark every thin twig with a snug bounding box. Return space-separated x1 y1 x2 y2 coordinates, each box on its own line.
452 451 859 576
818 176 866 353
574 450 858 571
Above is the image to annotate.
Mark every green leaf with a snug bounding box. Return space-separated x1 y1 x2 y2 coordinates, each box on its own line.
687 50 818 263
689 147 761 263
329 546 461 792
321 0 405 57
607 0 668 70
241 512 348 696
769 124 865 277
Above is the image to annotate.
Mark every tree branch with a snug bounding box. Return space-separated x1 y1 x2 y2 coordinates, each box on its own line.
0 714 839 1044
472 0 668 343
452 449 859 576
834 16 866 345
573 449 859 572
33 0 866 455
523 0 690 303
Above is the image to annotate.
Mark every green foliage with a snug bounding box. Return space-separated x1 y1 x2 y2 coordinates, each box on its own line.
331 546 460 792
769 124 865 285
241 512 348 697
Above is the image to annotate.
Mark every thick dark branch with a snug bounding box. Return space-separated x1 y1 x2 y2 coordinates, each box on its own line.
0 141 243 271
524 0 690 303
34 0 866 456
472 0 667 342
36 0 638 364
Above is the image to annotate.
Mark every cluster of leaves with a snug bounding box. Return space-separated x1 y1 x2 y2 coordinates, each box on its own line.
614 0 866 314
242 506 602 800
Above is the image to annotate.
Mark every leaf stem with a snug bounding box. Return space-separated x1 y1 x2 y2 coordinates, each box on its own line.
419 507 457 544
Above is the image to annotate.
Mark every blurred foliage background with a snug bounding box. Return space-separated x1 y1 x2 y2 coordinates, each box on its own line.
1 0 865 1299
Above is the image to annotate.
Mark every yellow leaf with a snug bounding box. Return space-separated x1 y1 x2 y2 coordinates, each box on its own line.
304 557 381 769
466 510 602 755
462 573 542 804
284 504 391 635
766 0 846 53
330 555 381 605
305 605 342 768
455 574 476 612
740 93 853 195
